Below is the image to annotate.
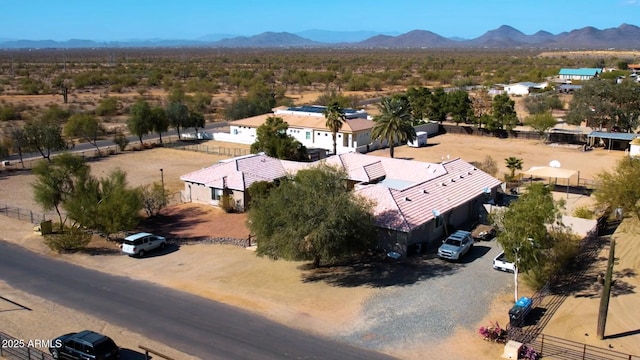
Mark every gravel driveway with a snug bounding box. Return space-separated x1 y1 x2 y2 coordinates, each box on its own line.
340 239 512 351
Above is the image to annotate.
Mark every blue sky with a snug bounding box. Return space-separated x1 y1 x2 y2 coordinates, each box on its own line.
1 0 638 41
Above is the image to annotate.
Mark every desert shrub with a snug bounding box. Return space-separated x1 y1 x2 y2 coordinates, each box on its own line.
220 192 235 213
478 321 507 343
471 155 498 177
573 206 594 219
113 131 129 151
44 227 91 253
140 182 169 217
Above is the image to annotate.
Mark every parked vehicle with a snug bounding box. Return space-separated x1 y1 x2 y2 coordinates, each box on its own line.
471 224 496 241
437 230 473 260
493 251 516 272
49 330 119 360
121 232 166 257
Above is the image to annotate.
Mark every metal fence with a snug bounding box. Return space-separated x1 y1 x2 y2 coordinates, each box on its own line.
531 333 639 360
0 331 53 360
0 204 55 225
165 142 249 157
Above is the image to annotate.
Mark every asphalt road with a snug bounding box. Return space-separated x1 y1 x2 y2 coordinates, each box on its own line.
0 241 395 360
5 121 229 163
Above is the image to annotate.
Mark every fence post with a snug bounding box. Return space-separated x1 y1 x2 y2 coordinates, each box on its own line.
540 334 544 355
582 344 586 360
30 210 33 223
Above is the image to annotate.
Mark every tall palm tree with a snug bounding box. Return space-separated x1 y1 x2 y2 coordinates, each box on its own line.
505 156 524 180
371 97 416 158
323 101 345 155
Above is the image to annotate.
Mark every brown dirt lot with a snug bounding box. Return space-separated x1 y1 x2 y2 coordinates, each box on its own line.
0 133 637 359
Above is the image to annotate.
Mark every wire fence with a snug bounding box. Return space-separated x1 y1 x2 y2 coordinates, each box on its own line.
164 142 250 157
0 204 56 225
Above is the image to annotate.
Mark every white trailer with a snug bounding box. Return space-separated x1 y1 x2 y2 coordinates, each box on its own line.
408 131 428 148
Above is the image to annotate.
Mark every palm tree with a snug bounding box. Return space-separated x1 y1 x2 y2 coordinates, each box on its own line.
371 97 416 158
323 101 345 155
505 156 524 180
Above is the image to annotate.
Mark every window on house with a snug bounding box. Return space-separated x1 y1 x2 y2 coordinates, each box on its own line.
305 132 311 139
211 188 223 201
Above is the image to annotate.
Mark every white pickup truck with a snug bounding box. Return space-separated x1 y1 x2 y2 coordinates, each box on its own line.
492 251 516 272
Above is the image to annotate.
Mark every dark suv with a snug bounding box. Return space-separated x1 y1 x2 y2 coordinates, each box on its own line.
49 330 119 360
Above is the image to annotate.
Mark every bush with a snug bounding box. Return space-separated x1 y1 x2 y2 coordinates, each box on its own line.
573 206 594 219
220 192 235 213
478 321 507 343
44 228 91 253
113 131 129 151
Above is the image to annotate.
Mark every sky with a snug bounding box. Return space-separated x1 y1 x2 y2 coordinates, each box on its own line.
1 0 639 41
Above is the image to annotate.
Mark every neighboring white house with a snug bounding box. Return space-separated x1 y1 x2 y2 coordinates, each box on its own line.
503 82 548 96
217 105 375 155
180 152 502 254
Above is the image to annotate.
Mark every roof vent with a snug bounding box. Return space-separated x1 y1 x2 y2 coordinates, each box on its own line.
423 189 428 194
405 197 411 202
451 178 456 183
442 182 447 186
468 171 473 175
459 174 464 179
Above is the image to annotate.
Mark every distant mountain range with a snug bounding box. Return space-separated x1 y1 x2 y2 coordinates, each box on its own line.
1 24 638 49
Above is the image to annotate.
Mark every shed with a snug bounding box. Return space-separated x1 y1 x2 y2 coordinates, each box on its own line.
408 131 428 148
587 131 638 151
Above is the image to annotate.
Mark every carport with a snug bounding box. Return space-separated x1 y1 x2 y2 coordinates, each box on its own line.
521 166 579 198
587 131 638 151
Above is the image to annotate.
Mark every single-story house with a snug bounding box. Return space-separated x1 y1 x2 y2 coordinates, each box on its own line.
180 152 502 254
558 68 602 81
214 105 376 155
504 82 548 96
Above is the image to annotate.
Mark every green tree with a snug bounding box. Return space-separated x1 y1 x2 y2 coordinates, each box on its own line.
250 116 307 160
371 97 416 158
149 106 170 144
495 183 560 273
323 101 345 155
127 99 153 145
23 118 66 162
65 168 143 235
565 79 615 130
166 102 189 140
523 93 563 115
8 127 28 168
427 87 448 123
95 97 119 116
32 153 90 228
63 113 104 155
491 93 518 131
446 90 473 125
594 157 640 220
185 110 206 135
405 86 432 123
505 156 524 180
249 164 377 268
525 111 557 142
225 84 276 120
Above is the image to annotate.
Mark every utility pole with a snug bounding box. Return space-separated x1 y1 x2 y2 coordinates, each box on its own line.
597 238 616 339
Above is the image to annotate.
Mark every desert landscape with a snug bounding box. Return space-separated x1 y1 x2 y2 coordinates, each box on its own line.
2 132 639 359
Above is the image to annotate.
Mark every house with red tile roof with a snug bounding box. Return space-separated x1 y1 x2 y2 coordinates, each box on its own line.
180 152 502 253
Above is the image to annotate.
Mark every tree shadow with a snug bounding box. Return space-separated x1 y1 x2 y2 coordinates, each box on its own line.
137 206 214 241
301 252 461 288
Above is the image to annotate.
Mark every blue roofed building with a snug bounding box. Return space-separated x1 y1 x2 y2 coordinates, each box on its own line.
558 68 602 81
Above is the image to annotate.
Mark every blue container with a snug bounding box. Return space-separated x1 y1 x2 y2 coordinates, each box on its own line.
509 296 533 327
